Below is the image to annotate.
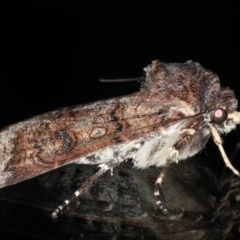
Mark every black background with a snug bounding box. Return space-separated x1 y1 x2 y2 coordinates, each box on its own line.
0 1 239 239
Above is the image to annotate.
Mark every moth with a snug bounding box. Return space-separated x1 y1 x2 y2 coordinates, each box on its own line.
0 60 240 218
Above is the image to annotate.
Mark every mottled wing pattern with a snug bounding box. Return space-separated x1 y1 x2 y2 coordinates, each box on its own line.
0 60 238 191
0 96 190 188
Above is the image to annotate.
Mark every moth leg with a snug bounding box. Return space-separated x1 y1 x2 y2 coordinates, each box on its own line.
154 150 178 214
52 163 112 218
154 128 195 213
154 166 169 214
208 123 240 176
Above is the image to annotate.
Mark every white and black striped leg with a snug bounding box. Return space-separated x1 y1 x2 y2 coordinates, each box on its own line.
52 163 111 218
154 151 177 214
154 165 169 214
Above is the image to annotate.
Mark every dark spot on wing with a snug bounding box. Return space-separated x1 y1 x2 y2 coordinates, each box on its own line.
110 110 118 121
56 131 72 152
116 122 123 131
158 109 166 115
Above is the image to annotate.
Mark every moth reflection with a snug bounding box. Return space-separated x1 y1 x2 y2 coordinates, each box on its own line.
37 156 240 240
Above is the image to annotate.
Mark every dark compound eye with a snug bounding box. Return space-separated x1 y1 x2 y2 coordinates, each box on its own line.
212 108 228 124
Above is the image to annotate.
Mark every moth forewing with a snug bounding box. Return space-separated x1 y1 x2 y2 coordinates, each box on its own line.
0 59 240 218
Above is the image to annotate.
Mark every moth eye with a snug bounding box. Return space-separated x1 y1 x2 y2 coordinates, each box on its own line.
212 108 228 124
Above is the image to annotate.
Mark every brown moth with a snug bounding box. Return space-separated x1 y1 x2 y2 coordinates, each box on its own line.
0 60 240 218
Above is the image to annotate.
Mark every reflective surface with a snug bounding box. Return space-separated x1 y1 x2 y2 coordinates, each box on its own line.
1 153 240 239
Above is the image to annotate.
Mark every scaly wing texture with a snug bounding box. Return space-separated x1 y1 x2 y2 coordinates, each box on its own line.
0 95 192 187
0 60 237 188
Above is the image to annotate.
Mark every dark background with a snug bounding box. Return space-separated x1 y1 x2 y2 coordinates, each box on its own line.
0 1 239 239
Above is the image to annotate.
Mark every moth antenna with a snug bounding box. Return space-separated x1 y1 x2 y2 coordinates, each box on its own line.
99 77 145 83
208 123 240 176
51 164 111 219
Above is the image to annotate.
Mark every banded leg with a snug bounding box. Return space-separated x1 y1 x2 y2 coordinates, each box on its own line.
52 163 111 218
154 149 178 215
154 155 175 214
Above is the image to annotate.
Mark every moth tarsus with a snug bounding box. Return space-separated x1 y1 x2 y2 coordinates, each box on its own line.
52 163 112 218
154 157 172 214
1 59 240 218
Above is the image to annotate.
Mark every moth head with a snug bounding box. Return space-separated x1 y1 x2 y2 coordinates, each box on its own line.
210 107 240 134
210 87 240 134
